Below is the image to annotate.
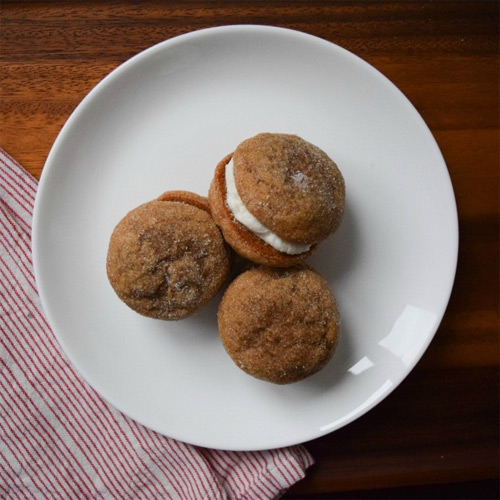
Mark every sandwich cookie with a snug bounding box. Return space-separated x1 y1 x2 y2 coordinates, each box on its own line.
218 265 340 384
209 133 345 267
106 191 231 320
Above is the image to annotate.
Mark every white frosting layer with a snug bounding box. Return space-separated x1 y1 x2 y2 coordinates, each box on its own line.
224 158 311 255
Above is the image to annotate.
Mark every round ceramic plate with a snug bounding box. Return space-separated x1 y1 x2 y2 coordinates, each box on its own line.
33 25 458 450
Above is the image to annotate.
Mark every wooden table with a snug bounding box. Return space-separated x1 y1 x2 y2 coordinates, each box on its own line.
2 1 498 498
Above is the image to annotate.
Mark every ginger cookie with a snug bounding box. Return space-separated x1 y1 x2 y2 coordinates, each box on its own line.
218 265 340 384
106 191 231 320
209 133 345 267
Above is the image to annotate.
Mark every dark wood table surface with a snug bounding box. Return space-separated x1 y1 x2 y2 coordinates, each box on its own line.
1 1 498 498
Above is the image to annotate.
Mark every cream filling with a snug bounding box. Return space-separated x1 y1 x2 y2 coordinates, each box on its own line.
224 158 311 255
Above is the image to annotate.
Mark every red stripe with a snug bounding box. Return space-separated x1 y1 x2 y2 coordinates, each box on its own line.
139 426 196 499
272 448 299 482
191 448 225 499
0 213 37 294
241 452 276 498
0 150 38 192
95 416 158 500
0 162 36 208
0 233 59 341
0 377 79 498
190 445 223 500
150 439 193 499
269 449 295 488
282 447 306 482
0 180 129 496
0 305 124 500
0 254 156 497
240 451 277 498
85 407 160 499
0 154 37 196
0 414 58 494
0 286 158 500
224 450 258 496
210 449 249 497
114 417 169 500
285 446 305 478
260 451 288 494
0 204 32 259
0 459 34 500
0 156 37 200
173 442 210 499
223 449 273 500
0 149 35 176
0 463 16 496
0 170 34 211
0 231 37 298
0 363 93 496
158 439 202 498
254 451 283 496
255 450 287 492
229 451 266 498
0 175 135 476
198 450 226 479
122 421 179 499
202 450 239 495
0 431 40 499
0 345 128 500
1 151 38 190
273 449 296 487
0 326 138 499
0 256 166 498
0 292 128 500
0 361 95 496
302 445 315 467
200 449 237 492
147 427 211 498
0 198 31 232
77 404 161 499
0 341 120 499
104 415 164 500
238 451 276 499
290 445 306 467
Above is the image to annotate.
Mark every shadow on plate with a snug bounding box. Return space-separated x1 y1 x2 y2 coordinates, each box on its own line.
308 199 360 284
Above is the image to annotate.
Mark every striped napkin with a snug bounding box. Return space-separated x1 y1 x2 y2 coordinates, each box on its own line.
0 148 314 499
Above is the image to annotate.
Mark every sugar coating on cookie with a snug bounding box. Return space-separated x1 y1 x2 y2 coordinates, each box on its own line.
208 133 345 267
107 198 230 320
209 154 316 267
225 157 311 254
233 133 345 244
218 265 340 384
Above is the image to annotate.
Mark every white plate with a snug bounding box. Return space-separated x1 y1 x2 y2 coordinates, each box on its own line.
33 25 458 450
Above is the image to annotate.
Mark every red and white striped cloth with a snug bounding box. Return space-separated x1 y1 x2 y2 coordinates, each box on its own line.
0 148 314 499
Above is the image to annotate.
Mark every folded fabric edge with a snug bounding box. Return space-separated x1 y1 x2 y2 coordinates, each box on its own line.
237 446 314 500
0 147 38 181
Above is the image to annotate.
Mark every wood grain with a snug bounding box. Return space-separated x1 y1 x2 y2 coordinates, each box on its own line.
1 1 498 498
